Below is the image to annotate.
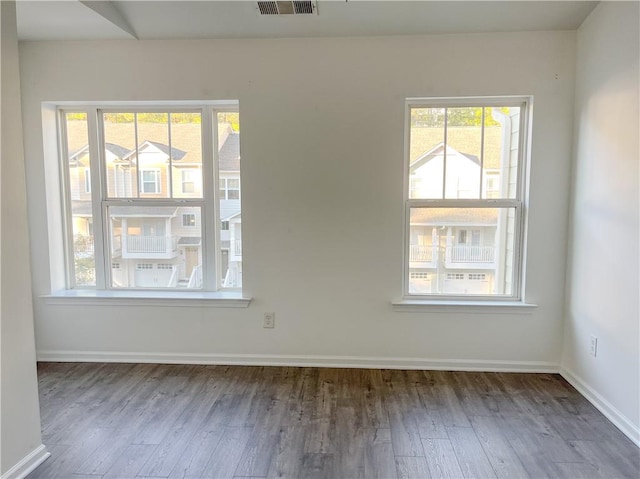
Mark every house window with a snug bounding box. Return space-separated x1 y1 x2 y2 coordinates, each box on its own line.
140 169 161 194
405 97 530 299
181 169 196 194
220 178 240 200
59 104 241 290
410 272 430 279
469 273 487 280
182 213 196 227
221 221 229 231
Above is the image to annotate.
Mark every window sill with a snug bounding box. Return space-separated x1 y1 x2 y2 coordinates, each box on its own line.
391 299 538 314
42 290 252 308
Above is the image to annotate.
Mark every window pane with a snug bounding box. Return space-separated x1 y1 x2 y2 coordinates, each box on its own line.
445 107 482 199
103 113 138 198
409 207 517 296
482 107 521 199
137 113 170 198
218 111 241 288
172 113 203 199
64 112 95 286
108 205 203 289
409 107 444 199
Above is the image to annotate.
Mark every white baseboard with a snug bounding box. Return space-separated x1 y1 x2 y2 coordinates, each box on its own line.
36 349 558 373
1 445 50 479
560 367 640 447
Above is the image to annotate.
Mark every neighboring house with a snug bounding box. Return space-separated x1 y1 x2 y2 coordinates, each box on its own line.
67 123 241 289
408 108 519 295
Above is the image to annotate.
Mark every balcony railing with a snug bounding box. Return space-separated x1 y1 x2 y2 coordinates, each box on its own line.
74 235 94 253
410 245 435 262
125 235 177 254
409 244 497 266
447 245 495 263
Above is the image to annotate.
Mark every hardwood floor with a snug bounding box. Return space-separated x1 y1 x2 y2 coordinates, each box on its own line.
29 363 639 479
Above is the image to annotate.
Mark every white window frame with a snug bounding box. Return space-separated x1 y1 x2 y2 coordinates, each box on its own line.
220 177 240 200
58 102 240 292
140 168 161 194
182 213 196 227
402 96 531 302
181 169 196 194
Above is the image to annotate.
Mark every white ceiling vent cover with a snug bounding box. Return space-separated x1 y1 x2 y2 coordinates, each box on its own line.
257 1 317 15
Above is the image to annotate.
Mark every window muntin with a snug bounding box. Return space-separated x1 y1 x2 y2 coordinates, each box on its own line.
219 178 240 200
405 98 528 300
60 104 240 291
182 213 196 227
140 169 161 194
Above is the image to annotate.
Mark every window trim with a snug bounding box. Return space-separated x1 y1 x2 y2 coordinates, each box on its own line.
182 213 196 227
181 169 196 194
57 102 239 293
402 96 531 303
140 168 161 194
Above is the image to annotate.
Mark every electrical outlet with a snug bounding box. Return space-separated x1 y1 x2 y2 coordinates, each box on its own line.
590 335 598 357
264 312 275 329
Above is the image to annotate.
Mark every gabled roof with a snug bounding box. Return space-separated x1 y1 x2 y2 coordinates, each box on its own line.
410 143 479 171
69 142 130 162
137 140 187 161
66 121 239 170
410 126 502 169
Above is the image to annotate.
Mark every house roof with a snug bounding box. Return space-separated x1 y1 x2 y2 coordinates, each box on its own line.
219 131 240 171
411 207 498 226
66 120 238 170
410 143 480 171
71 200 92 216
178 237 201 246
410 126 503 169
109 206 178 217
132 140 187 161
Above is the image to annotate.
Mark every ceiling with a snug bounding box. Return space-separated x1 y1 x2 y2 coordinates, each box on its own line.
16 0 599 41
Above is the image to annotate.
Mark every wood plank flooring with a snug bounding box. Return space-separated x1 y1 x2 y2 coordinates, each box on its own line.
29 363 639 479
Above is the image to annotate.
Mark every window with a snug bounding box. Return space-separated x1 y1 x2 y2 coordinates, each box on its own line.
140 169 161 194
410 272 430 279
220 178 240 200
221 221 229 231
405 97 529 300
181 169 196 194
469 273 487 281
182 213 196 227
59 104 242 291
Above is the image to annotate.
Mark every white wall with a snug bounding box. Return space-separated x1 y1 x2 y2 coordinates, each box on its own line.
562 2 640 443
1 1 47 476
20 32 576 369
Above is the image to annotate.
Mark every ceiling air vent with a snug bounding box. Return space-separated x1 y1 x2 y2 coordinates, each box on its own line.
257 1 317 15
